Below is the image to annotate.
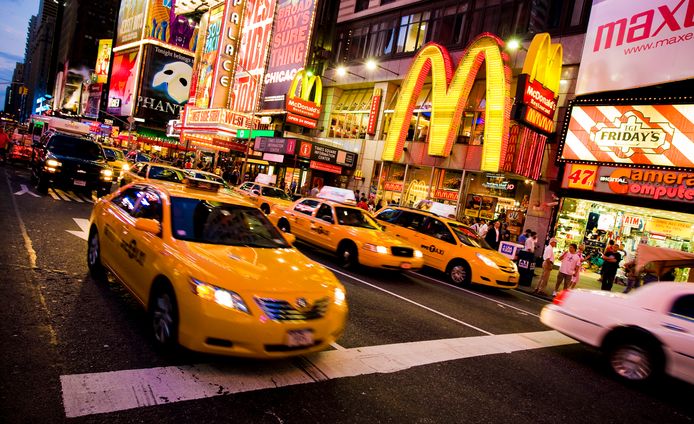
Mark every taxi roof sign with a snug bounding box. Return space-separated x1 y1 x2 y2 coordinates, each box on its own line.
184 177 222 192
316 186 357 205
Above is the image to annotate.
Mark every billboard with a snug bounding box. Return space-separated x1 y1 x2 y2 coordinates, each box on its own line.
60 67 91 113
94 39 112 84
136 45 194 126
559 104 694 168
107 49 140 116
576 0 694 95
261 0 317 111
115 0 147 46
208 0 246 108
144 0 197 51
229 0 278 113
561 163 694 205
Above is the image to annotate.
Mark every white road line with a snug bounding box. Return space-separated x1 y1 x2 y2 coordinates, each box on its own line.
4 169 37 268
324 265 493 335
79 192 94 203
60 330 576 418
53 189 72 201
47 188 60 200
63 190 84 202
411 272 542 318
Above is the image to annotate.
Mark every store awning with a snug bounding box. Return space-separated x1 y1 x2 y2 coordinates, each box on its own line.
636 244 694 276
333 88 373 112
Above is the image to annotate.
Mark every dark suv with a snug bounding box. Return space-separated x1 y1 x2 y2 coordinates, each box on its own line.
31 132 113 196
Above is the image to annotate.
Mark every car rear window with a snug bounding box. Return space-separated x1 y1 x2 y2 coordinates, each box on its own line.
47 135 104 160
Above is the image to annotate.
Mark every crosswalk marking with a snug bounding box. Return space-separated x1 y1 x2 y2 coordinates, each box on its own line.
60 330 576 418
47 188 94 203
52 189 72 201
47 189 60 200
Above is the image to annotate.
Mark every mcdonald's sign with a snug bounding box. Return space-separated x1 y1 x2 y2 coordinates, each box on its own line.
285 69 323 129
515 33 562 134
381 34 512 172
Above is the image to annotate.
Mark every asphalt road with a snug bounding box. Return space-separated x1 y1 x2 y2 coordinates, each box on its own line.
0 162 692 423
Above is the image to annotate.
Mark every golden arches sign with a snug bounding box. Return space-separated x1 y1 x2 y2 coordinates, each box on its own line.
287 69 323 105
522 33 562 95
381 34 512 172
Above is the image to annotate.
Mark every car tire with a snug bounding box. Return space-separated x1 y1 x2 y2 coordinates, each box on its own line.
87 228 106 281
338 242 358 269
607 340 662 383
447 260 471 286
278 219 290 233
149 282 179 349
260 203 270 215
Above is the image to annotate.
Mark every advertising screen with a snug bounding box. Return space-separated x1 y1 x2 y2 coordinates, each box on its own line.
144 0 198 51
115 0 147 46
576 0 694 95
261 0 317 111
559 104 694 168
136 45 194 126
107 49 140 116
229 0 277 113
94 39 112 84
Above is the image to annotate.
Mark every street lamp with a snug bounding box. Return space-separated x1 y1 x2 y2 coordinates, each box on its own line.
364 59 398 76
335 65 365 80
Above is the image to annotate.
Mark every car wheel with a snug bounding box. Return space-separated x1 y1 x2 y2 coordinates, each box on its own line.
36 172 48 194
260 203 270 215
278 219 290 233
338 243 358 269
87 229 106 281
608 342 661 383
448 260 471 286
150 284 179 348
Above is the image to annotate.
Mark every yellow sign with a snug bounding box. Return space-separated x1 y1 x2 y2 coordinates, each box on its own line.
565 164 598 190
381 35 511 172
521 33 562 95
94 39 112 84
288 69 323 105
646 217 693 239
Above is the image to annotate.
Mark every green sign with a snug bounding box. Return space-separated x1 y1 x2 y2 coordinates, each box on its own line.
236 129 275 139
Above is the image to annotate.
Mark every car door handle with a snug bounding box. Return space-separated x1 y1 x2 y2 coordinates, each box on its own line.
662 323 688 333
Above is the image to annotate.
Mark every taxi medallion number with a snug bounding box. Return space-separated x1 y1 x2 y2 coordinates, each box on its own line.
286 329 314 347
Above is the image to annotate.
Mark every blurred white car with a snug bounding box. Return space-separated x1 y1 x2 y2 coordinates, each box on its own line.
541 283 693 384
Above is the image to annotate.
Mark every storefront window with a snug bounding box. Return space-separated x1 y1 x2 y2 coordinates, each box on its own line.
379 162 406 205
403 165 432 207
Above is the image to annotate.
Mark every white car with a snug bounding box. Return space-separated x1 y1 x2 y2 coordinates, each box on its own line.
540 283 693 384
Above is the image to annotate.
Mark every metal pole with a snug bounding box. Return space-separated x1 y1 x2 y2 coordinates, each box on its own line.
399 163 408 206
454 170 466 220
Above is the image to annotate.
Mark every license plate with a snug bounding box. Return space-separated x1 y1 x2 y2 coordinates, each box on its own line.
74 180 87 187
400 262 412 269
285 329 314 347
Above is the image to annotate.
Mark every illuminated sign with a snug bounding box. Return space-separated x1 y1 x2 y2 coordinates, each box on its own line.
285 69 323 128
210 0 246 108
262 0 318 110
254 137 296 154
384 182 403 192
115 0 147 46
229 0 277 112
184 106 257 130
433 189 458 201
310 160 341 174
646 217 693 239
561 164 694 204
367 89 382 135
94 39 112 84
559 104 694 167
381 34 511 172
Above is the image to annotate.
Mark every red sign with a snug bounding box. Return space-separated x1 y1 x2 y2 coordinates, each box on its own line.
367 91 381 135
384 182 403 192
286 95 321 119
286 112 317 128
434 189 458 201
214 138 247 152
299 141 312 157
521 76 557 119
310 160 341 174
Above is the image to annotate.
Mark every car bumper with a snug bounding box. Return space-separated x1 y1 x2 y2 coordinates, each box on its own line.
43 170 112 190
359 249 425 270
540 304 604 347
471 266 519 289
178 294 348 358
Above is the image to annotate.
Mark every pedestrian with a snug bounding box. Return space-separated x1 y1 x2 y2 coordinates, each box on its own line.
290 180 297 194
569 243 586 289
501 223 511 241
600 242 622 291
518 229 531 245
524 231 537 253
375 198 384 211
554 243 581 296
484 220 502 250
533 237 557 295
0 126 10 163
184 158 193 169
310 184 320 197
478 219 489 236
357 196 369 211
622 258 640 293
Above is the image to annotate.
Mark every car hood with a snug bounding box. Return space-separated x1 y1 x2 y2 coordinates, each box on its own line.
343 227 413 247
51 154 108 168
475 248 516 267
183 242 339 294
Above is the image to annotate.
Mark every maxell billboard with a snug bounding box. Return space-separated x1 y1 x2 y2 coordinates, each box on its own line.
576 0 694 95
261 0 317 111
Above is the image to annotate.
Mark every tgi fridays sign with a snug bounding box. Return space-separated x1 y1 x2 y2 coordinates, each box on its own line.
561 163 694 204
560 104 694 168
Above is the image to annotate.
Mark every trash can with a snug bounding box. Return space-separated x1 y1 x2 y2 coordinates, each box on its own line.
517 250 536 287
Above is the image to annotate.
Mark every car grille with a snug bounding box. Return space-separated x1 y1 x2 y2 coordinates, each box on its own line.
255 297 329 321
499 265 516 273
391 246 414 257
496 280 517 287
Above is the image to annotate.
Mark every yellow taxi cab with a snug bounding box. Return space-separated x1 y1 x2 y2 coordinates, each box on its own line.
86 178 348 358
100 144 130 180
234 181 294 215
374 206 519 288
268 187 424 271
120 162 186 186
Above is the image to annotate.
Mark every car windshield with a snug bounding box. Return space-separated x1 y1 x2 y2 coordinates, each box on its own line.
170 197 289 248
261 186 292 200
335 207 380 230
149 166 184 183
448 223 492 249
185 171 230 188
103 147 125 161
48 135 104 160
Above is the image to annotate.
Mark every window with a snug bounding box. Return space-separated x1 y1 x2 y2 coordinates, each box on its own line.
132 189 163 221
670 295 694 320
394 211 426 230
376 208 402 223
316 204 334 223
136 163 149 177
294 199 320 215
355 0 369 13
420 217 456 244
335 207 380 229
148 166 183 183
112 188 140 215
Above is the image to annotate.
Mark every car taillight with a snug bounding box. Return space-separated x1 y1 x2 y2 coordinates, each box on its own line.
553 290 570 306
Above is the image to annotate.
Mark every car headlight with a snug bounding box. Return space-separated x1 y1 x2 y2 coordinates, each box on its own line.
414 249 423 258
476 252 499 269
121 163 130 171
363 243 388 254
334 287 346 306
190 278 250 313
101 168 114 177
46 159 61 167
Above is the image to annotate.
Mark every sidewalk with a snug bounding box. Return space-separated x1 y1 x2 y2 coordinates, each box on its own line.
517 267 617 299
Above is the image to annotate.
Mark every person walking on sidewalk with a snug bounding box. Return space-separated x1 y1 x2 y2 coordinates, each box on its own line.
569 243 586 289
600 243 622 291
554 243 581 296
533 238 557 295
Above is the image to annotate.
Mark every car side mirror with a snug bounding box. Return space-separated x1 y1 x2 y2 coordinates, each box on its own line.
134 218 161 234
283 232 296 245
